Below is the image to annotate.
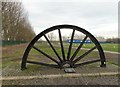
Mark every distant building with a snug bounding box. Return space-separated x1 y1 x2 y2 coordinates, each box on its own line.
66 39 92 43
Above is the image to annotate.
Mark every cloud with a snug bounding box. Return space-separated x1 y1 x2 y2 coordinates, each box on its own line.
22 0 118 38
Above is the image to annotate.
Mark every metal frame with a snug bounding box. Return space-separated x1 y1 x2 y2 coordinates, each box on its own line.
21 24 106 70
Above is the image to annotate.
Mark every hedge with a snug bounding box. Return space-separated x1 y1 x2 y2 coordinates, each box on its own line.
0 40 28 46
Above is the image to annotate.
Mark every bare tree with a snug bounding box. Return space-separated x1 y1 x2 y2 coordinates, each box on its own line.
2 1 35 41
47 32 56 41
62 35 68 41
106 38 120 43
68 33 85 40
95 36 106 42
0 2 2 40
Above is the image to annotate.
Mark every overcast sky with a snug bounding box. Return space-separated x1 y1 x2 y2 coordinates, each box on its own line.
22 0 118 38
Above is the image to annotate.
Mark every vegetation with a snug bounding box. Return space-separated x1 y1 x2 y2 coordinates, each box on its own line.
69 43 119 52
2 43 118 76
1 1 36 41
1 40 28 46
106 38 120 44
82 43 120 52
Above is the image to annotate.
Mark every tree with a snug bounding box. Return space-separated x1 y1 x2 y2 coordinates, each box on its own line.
68 33 85 40
0 2 3 40
62 35 68 41
95 36 106 42
106 38 120 43
47 32 56 41
2 1 36 41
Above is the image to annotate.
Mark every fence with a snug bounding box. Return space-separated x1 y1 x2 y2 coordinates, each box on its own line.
1 40 28 46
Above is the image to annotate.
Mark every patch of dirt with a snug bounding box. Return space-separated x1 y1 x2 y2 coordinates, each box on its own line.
2 44 28 53
105 52 119 65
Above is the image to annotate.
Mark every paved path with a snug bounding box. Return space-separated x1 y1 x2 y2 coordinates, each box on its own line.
104 50 120 54
1 72 119 80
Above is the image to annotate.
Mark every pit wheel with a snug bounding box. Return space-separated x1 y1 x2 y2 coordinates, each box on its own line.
21 24 106 70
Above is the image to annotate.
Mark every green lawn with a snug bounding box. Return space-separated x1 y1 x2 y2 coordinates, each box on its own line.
32 42 99 60
72 43 120 52
1 42 119 85
2 43 100 77
2 42 119 70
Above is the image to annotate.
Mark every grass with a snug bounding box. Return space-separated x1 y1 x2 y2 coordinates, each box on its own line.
1 43 119 85
33 42 99 59
1 42 119 76
1 39 119 86
71 43 120 52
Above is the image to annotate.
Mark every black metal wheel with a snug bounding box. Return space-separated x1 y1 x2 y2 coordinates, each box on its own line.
21 24 106 70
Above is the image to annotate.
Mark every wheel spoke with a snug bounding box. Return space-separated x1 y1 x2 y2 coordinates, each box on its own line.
70 36 88 61
27 61 58 68
58 29 66 61
73 46 97 63
67 29 75 60
32 46 59 64
74 59 101 67
44 34 62 63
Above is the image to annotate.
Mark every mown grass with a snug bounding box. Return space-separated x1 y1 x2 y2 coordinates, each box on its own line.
1 42 119 85
71 43 120 52
2 42 119 77
33 42 99 59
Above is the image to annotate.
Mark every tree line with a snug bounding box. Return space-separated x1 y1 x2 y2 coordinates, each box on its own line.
46 32 120 44
106 38 120 44
1 1 36 41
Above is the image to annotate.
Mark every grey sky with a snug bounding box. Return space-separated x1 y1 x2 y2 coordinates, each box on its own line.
22 0 118 38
